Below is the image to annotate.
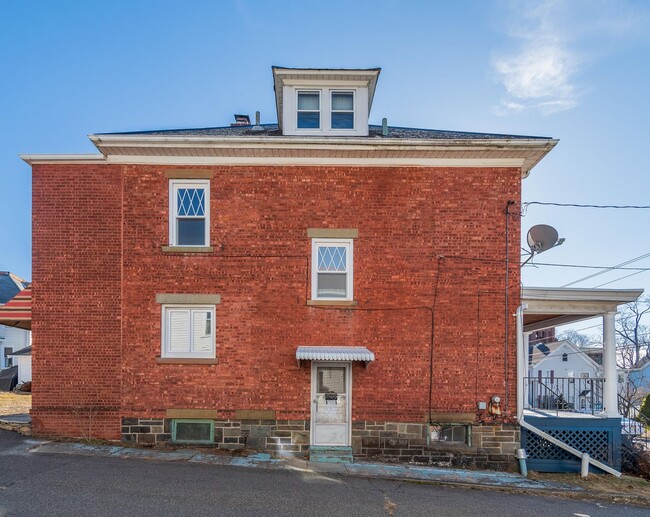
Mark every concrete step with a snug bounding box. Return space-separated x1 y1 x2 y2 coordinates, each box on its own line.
309 446 353 464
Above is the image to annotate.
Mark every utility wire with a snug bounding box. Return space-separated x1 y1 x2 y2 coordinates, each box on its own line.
593 269 650 288
523 201 650 211
562 252 650 287
524 262 650 271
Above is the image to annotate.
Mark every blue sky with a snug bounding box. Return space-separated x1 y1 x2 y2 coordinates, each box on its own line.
2 0 650 336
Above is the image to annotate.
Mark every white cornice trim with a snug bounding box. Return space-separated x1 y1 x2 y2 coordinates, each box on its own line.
20 154 106 165
21 154 525 168
89 133 557 150
22 136 557 173
272 69 380 77
522 287 644 303
103 156 526 167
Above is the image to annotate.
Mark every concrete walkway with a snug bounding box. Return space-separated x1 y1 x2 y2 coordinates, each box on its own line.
30 440 581 493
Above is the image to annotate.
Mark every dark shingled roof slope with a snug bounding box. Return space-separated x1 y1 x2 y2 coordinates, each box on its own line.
0 272 28 305
8 346 31 357
95 123 551 140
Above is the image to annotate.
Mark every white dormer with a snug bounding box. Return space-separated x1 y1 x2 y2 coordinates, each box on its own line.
272 67 381 137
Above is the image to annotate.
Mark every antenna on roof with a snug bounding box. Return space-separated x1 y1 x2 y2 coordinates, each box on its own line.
521 224 565 267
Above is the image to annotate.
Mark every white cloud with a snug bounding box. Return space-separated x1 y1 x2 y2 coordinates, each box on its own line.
492 0 648 115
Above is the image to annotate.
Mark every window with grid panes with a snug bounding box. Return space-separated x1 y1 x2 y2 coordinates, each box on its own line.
169 179 210 246
311 239 353 300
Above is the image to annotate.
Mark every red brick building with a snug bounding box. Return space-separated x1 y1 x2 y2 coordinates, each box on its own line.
23 67 557 468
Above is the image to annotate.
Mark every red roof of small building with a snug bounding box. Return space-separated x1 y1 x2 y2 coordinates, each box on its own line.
0 285 31 330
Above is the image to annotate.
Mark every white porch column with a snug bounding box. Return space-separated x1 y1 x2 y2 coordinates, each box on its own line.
602 311 620 418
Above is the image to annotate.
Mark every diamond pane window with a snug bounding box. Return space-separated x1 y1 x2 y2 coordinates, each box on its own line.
177 188 205 217
170 180 210 246
318 247 347 272
312 239 353 300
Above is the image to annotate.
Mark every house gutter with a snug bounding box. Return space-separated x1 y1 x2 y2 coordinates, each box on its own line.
515 303 622 477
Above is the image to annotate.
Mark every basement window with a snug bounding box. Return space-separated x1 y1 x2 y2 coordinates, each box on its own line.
430 424 469 445
171 419 214 444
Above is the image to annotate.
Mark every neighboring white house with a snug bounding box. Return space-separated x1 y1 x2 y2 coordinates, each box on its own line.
529 340 603 412
0 325 30 369
9 346 31 383
619 355 650 411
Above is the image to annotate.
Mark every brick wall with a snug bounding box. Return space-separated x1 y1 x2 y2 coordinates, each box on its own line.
32 164 124 439
33 164 521 444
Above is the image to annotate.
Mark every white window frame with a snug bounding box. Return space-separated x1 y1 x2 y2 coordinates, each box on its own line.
282 84 369 136
311 238 354 301
161 304 216 359
330 90 355 131
296 90 321 130
169 179 210 247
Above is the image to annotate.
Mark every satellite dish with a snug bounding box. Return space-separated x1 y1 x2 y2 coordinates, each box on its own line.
527 224 560 254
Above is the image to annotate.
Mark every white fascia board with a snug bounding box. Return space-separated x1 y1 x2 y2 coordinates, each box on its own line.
522 287 644 304
272 69 380 77
101 155 526 167
89 133 557 150
88 134 554 174
88 135 559 150
20 154 107 165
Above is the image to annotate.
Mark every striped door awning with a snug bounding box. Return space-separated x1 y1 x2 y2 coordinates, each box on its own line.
296 346 375 367
0 286 31 330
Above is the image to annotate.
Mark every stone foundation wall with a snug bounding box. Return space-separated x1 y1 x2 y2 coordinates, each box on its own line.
122 418 168 444
352 421 520 471
121 418 519 470
121 417 310 456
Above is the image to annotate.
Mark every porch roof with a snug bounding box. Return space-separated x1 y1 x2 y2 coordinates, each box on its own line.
521 287 643 333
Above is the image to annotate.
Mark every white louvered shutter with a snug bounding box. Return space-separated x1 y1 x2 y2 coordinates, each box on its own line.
168 310 191 354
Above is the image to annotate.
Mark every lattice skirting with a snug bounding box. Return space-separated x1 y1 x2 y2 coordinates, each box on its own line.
522 416 621 473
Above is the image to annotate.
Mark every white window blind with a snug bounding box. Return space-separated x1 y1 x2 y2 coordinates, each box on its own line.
163 306 215 358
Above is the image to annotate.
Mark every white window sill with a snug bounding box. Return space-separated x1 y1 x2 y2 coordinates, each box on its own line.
161 246 214 254
156 357 219 365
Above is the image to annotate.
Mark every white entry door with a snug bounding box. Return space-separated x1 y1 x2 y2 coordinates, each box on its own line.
311 363 351 446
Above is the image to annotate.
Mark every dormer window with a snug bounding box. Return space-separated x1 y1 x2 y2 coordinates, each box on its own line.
292 88 361 134
273 67 380 137
297 91 320 129
331 92 354 129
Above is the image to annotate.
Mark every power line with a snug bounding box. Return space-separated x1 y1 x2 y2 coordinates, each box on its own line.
562 252 650 287
523 262 650 271
593 269 650 288
524 201 650 210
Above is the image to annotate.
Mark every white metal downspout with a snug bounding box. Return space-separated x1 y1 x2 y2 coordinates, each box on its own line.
516 304 621 477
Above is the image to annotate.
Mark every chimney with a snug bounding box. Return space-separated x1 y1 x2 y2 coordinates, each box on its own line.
231 114 251 127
